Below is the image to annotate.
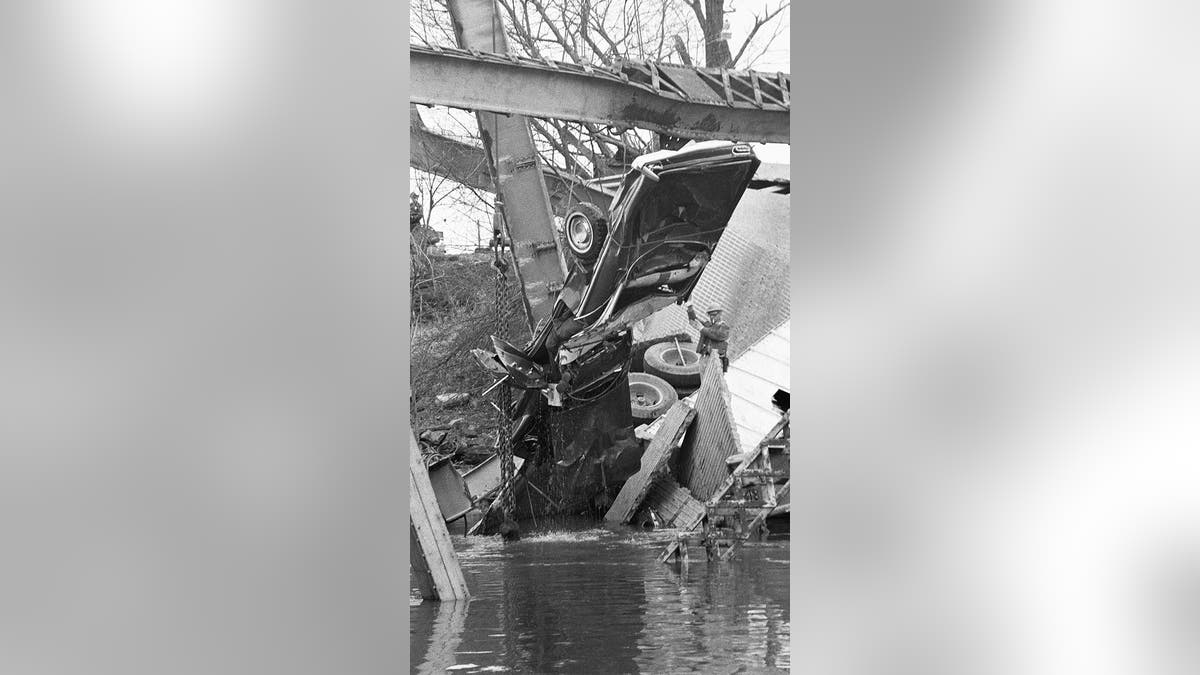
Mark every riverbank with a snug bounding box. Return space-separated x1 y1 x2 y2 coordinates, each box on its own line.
411 252 528 469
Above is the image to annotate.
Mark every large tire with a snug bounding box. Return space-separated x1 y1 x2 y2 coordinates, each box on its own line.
644 341 703 388
628 372 678 420
630 333 691 373
563 202 608 263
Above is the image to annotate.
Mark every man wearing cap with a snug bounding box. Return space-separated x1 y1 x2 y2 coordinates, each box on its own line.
687 305 731 372
409 191 422 229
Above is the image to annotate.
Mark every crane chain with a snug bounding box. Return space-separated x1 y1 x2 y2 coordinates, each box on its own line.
492 218 517 521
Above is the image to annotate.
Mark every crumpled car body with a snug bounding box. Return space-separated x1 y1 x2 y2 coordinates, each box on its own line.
479 141 760 455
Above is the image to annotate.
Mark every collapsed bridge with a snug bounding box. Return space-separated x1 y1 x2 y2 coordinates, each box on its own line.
411 43 791 144
410 0 791 601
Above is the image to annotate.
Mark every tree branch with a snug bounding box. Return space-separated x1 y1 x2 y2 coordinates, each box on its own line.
528 0 581 63
549 120 603 176
589 11 623 59
731 1 789 67
578 0 615 65
655 1 670 60
531 122 591 179
497 0 543 57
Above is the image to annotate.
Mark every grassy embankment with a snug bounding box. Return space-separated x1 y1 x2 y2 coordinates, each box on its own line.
411 253 529 467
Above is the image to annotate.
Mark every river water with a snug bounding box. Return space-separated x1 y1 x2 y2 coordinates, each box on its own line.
410 520 790 673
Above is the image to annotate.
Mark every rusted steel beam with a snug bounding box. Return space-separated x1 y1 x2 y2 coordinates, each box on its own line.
409 123 614 214
542 172 614 216
410 124 494 193
411 45 791 143
445 0 566 328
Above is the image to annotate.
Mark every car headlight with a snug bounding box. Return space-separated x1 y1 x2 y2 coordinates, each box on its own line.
566 213 593 251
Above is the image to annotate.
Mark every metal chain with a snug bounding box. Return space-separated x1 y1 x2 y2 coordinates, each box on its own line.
492 213 517 521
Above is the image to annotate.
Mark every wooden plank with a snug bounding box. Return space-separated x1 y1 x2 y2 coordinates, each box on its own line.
705 411 790 507
409 523 436 600
659 409 790 565
657 509 706 563
604 403 696 524
721 481 790 561
678 356 741 502
643 477 706 528
705 420 788 561
410 431 470 601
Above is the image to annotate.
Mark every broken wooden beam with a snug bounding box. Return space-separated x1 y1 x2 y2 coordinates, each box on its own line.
410 431 470 601
658 515 706 564
745 481 790 537
639 477 706 529
603 402 696 525
662 532 693 568
659 409 790 564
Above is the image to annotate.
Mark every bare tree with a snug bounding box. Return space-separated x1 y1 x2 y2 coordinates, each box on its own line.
411 0 790 182
408 0 788 440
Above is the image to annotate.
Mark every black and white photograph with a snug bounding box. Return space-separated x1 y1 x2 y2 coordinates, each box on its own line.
407 0 791 671
10 2 1200 674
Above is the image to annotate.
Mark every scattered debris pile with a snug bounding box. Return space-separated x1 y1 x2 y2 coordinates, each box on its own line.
661 411 790 564
604 402 697 527
421 343 791 561
413 142 790 560
603 354 791 562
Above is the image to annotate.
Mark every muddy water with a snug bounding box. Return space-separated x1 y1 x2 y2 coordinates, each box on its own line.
410 520 790 673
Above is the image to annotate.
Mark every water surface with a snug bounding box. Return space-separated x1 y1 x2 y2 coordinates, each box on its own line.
411 521 790 673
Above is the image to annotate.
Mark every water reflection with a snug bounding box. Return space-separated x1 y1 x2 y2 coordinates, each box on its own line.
415 600 469 673
411 522 790 673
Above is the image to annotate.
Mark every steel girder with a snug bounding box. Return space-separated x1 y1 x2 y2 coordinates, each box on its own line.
411 45 791 144
446 0 566 330
409 122 614 214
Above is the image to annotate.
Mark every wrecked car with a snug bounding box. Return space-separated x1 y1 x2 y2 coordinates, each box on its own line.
477 141 760 453
468 141 759 529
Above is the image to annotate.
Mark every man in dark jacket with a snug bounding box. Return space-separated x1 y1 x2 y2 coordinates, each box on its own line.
687 305 731 372
409 191 422 228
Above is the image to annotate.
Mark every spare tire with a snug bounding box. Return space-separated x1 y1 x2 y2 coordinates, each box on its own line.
644 341 703 388
628 372 678 420
563 202 608 263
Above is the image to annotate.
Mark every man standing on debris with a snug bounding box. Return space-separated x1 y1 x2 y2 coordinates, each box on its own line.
687 305 731 372
409 191 422 229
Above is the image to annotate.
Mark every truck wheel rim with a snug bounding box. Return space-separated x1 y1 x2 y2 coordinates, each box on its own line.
663 348 698 366
629 381 662 406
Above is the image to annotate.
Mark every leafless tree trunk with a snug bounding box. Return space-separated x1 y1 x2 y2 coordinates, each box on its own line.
411 0 789 183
